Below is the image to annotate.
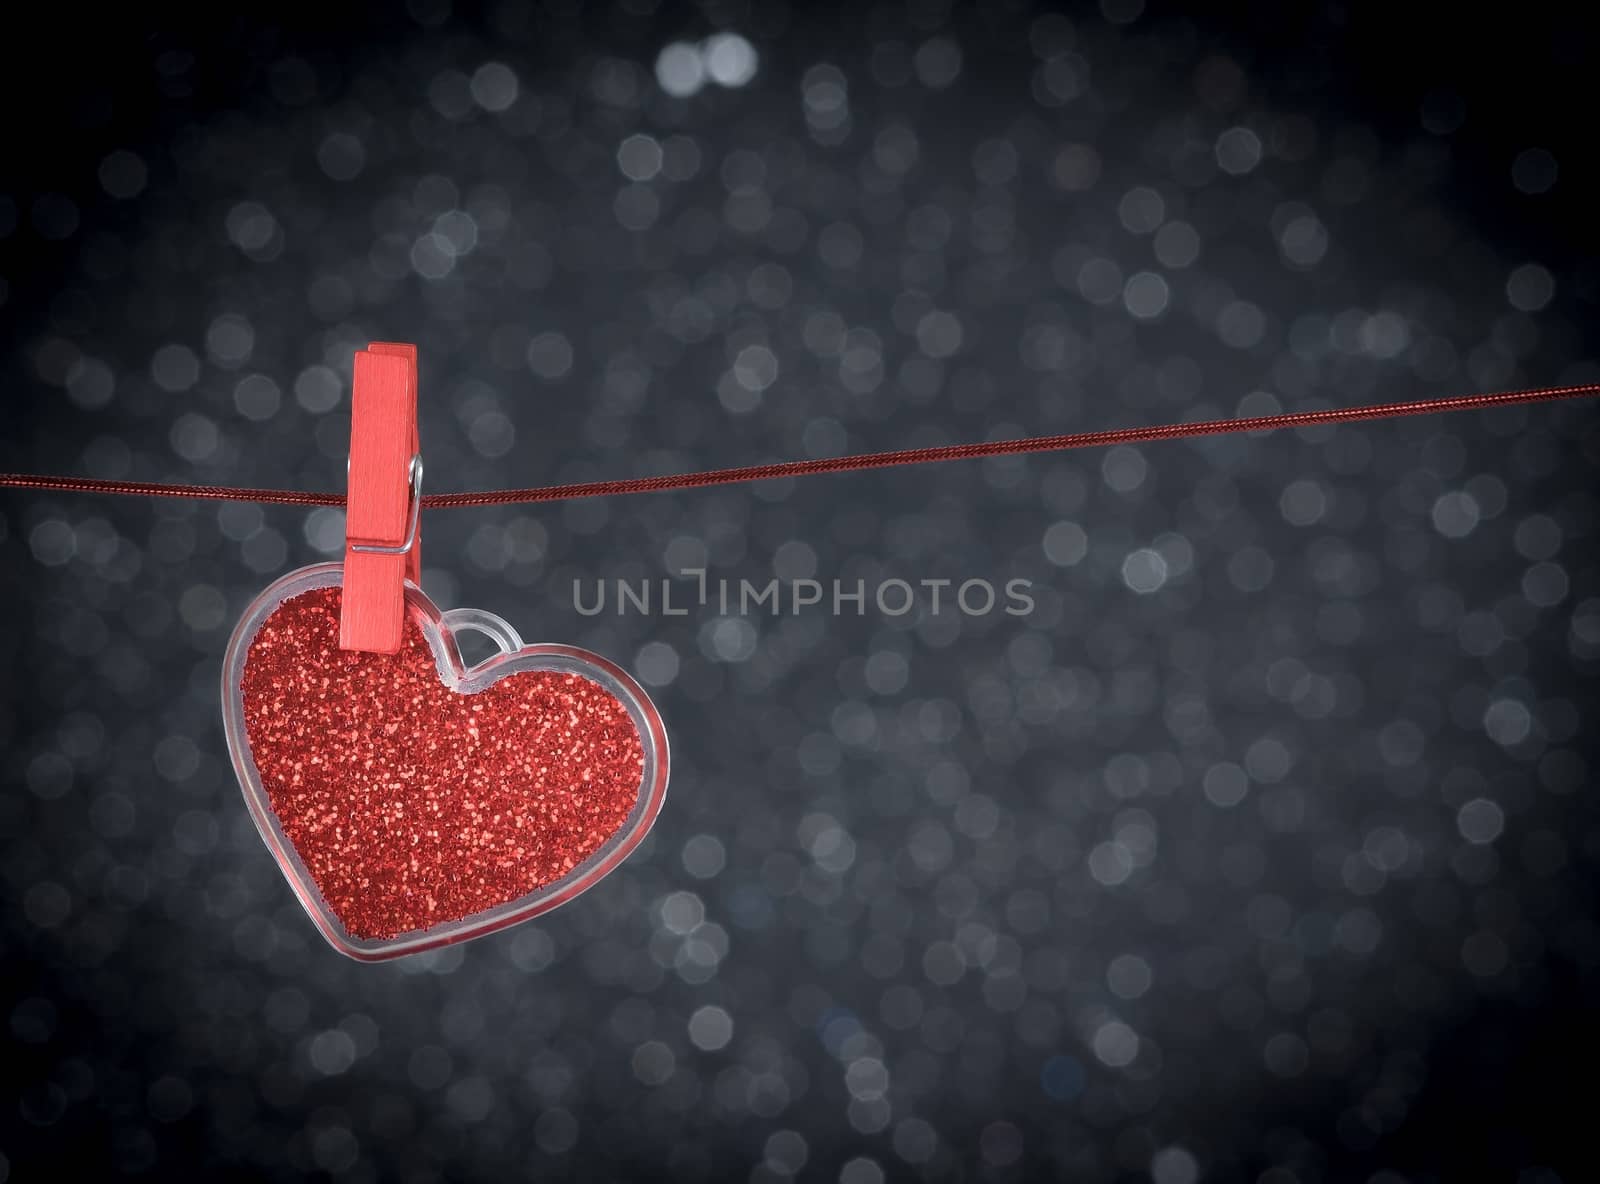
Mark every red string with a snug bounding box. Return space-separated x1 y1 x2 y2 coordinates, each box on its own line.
2 382 1595 509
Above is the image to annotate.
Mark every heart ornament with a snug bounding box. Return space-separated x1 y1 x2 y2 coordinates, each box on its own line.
222 563 669 960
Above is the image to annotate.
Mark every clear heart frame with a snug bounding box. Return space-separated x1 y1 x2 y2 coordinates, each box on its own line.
221 562 670 961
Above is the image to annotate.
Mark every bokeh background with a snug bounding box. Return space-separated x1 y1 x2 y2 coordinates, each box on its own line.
2 2 1597 1180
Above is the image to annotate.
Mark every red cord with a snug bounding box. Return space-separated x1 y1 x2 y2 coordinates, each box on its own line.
2 382 1595 509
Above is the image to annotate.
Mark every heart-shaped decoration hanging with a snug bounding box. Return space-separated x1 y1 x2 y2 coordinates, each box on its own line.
222 562 669 961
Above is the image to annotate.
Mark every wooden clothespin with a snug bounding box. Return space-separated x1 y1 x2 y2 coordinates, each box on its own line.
340 342 421 654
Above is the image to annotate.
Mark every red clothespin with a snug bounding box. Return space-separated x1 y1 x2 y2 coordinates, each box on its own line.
340 342 421 654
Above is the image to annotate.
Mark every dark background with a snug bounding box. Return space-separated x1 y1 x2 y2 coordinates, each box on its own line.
2 1 1597 1181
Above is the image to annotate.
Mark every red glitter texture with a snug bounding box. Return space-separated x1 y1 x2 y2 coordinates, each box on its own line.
239 587 644 940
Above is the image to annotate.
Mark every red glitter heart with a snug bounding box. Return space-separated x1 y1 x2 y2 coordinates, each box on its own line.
223 564 668 959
